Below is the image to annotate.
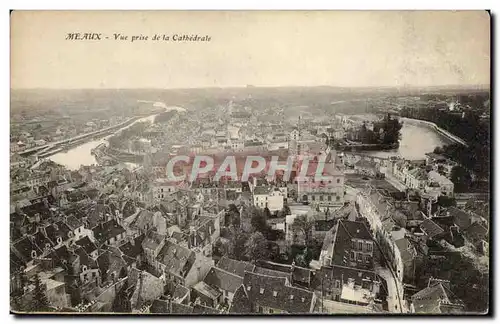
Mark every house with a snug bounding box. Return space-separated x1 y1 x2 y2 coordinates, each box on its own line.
155 240 214 288
295 160 345 212
92 219 126 247
448 207 484 232
11 236 43 265
202 266 244 305
419 218 445 240
254 260 313 288
406 168 428 190
311 265 381 306
130 270 165 311
216 256 255 277
319 220 375 271
253 186 284 212
427 171 454 197
354 159 378 177
141 230 166 267
74 236 98 260
394 237 418 284
231 271 316 314
410 278 465 314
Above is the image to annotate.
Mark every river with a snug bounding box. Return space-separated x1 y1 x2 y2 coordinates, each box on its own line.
49 113 160 170
368 118 454 160
49 110 452 170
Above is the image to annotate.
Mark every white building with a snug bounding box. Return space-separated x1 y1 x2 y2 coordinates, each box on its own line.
253 186 285 212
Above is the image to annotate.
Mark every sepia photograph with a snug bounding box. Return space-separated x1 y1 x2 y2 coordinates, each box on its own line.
9 10 491 315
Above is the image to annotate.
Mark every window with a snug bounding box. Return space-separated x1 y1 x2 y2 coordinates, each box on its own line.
336 196 340 201
269 309 274 314
247 286 251 291
328 195 332 201
366 243 373 252
319 195 324 201
358 242 363 250
312 195 315 201
273 291 278 297
352 240 356 249
260 288 264 294
337 179 340 184
350 251 355 260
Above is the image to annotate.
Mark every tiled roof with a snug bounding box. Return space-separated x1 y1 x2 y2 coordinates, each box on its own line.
311 265 379 291
463 222 488 244
74 236 98 255
411 282 465 314
216 256 255 277
92 219 126 245
142 231 166 251
243 271 314 314
229 285 252 314
156 241 195 278
420 219 445 238
65 215 83 230
330 220 373 267
203 267 243 294
11 236 41 263
192 304 221 314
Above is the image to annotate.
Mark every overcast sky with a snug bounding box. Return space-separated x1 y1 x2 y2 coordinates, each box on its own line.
11 11 490 89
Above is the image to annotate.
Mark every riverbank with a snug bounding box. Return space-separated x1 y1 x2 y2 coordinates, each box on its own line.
400 117 468 147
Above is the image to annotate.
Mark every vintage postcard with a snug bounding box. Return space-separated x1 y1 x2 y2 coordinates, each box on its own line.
10 11 490 315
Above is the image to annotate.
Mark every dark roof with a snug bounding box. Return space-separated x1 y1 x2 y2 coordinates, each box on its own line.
463 222 488 244
254 260 312 285
216 256 255 277
74 236 98 255
355 159 377 169
420 219 445 238
156 241 195 278
192 304 221 314
118 235 144 264
204 267 243 294
331 220 373 267
411 281 465 314
243 271 314 314
228 285 252 314
254 266 292 281
448 207 474 231
65 215 83 230
92 219 126 245
11 236 42 263
311 265 379 291
171 302 194 314
33 231 52 251
142 231 166 251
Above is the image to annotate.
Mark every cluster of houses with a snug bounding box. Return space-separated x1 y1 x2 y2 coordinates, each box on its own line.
345 152 455 198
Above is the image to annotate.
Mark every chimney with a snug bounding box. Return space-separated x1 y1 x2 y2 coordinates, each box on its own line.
166 295 172 313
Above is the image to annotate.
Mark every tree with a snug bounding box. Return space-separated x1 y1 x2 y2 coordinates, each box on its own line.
245 232 269 262
437 195 457 208
228 229 249 261
291 215 314 246
251 209 268 234
32 274 50 312
282 204 291 216
450 166 472 193
263 207 272 219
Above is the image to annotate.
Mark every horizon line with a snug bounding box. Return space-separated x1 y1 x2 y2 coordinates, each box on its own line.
10 84 491 91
